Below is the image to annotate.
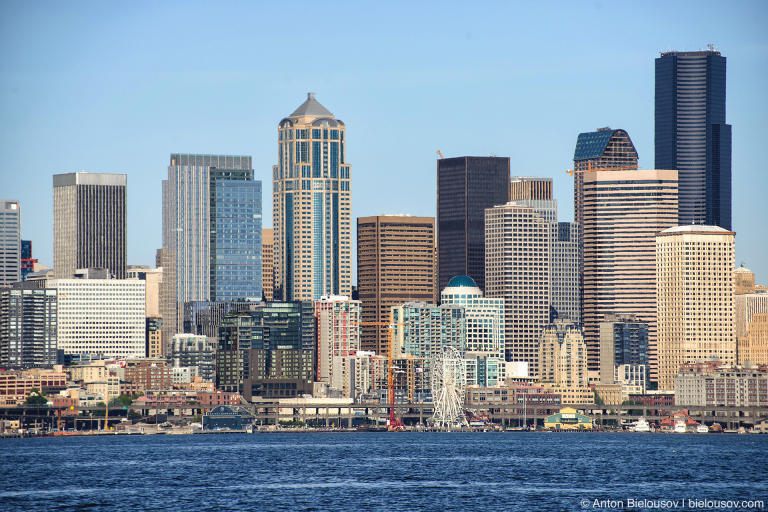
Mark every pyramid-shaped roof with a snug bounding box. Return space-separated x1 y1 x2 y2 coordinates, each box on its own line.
290 92 333 117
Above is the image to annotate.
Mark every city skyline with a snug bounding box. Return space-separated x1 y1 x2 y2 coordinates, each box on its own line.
1 2 766 281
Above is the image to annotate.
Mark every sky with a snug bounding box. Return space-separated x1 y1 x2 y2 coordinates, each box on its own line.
1 1 767 281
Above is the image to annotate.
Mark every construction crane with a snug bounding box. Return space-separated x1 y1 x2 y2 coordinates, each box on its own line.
436 150 444 159
360 316 406 431
566 160 639 176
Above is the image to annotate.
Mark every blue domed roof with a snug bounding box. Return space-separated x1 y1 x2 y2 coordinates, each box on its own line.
447 275 477 288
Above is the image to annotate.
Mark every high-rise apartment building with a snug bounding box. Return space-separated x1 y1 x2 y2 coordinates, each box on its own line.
127 266 162 318
216 301 315 399
485 202 551 374
48 276 145 359
314 295 360 389
582 169 678 378
656 225 735 391
169 334 216 382
262 228 274 301
538 319 591 405
0 284 58 367
357 215 436 355
441 275 506 387
273 93 352 302
53 173 126 279
656 48 731 229
572 128 638 227
0 200 21 286
437 156 510 293
161 154 261 342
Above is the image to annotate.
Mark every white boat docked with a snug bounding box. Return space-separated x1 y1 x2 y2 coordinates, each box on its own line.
674 419 687 433
632 417 651 432
696 424 708 433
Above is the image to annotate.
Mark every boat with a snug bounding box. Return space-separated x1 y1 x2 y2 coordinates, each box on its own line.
696 424 708 433
632 418 651 432
674 419 687 433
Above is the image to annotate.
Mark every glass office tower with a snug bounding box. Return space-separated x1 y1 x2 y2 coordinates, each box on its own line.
437 156 510 294
656 48 731 229
161 154 261 345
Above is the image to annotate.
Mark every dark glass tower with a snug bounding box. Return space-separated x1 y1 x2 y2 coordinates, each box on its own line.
655 48 731 230
437 156 510 294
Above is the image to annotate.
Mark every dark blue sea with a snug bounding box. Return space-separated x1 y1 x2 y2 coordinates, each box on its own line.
1 433 766 511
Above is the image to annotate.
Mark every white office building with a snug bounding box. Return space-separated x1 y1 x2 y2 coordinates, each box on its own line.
48 275 145 358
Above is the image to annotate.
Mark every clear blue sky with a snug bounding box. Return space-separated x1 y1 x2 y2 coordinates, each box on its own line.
1 1 766 280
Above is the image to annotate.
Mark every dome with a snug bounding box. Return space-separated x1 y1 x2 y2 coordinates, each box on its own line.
447 275 477 288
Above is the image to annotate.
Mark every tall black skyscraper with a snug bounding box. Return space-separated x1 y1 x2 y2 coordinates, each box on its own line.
655 47 731 230
437 156 510 294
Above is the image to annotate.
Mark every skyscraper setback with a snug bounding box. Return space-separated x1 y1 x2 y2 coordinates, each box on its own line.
655 48 731 229
53 172 126 279
273 93 352 301
437 156 510 293
161 154 262 343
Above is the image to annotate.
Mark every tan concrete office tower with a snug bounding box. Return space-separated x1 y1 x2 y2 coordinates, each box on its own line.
582 169 678 380
273 93 352 301
656 225 736 391
262 228 274 301
485 202 551 374
53 172 126 279
573 128 639 227
357 215 436 356
734 265 756 295
510 176 552 202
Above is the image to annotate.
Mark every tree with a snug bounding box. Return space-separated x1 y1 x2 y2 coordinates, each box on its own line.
593 390 604 406
25 388 48 406
109 394 133 407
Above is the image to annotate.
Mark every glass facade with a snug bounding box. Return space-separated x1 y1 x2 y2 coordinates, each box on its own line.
214 180 262 301
655 50 731 229
437 157 510 293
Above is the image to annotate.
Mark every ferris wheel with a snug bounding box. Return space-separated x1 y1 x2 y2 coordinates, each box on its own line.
430 346 468 429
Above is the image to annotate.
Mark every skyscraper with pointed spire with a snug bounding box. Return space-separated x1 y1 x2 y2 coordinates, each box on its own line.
273 93 352 301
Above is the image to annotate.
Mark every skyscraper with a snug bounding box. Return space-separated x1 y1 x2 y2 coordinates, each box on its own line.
582 170 678 378
53 172 126 279
656 48 731 229
437 156 510 293
572 128 638 227
273 93 352 301
357 215 436 356
656 225 735 390
0 200 21 286
552 222 580 322
161 154 261 343
262 228 274 301
508 179 579 323
485 202 551 374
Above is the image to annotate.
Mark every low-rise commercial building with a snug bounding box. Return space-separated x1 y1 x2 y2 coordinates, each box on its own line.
674 363 768 407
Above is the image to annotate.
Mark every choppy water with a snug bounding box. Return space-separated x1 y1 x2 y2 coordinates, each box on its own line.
1 432 766 511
